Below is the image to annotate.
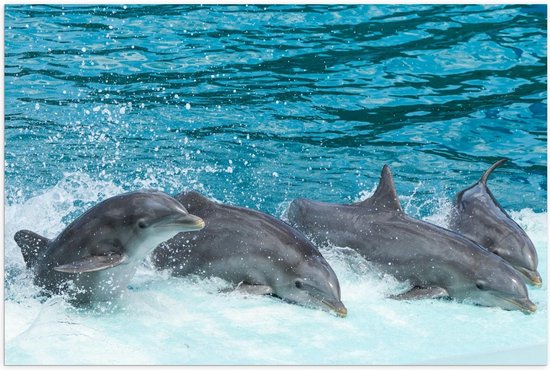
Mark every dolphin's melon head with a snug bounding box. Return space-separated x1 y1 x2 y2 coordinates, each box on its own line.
453 254 536 314
493 230 541 286
101 190 205 258
272 254 347 317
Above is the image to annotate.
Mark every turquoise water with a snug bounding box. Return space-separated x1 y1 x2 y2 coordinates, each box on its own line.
4 4 547 365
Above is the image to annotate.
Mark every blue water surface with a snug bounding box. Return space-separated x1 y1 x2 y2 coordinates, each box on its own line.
4 4 548 365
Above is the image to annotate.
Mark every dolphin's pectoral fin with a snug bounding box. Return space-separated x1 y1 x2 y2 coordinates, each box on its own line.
232 283 274 296
53 254 128 273
390 286 449 300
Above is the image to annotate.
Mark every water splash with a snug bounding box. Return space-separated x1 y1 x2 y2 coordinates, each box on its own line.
4 175 546 365
4 3 547 365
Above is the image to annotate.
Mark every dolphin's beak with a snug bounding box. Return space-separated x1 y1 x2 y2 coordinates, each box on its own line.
515 266 542 287
321 299 348 318
336 305 348 318
162 213 205 231
504 297 537 315
520 300 537 315
530 276 543 288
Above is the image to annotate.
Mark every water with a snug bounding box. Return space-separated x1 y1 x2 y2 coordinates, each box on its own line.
4 4 547 365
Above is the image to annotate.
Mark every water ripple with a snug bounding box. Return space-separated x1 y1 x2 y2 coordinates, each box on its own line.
4 4 547 213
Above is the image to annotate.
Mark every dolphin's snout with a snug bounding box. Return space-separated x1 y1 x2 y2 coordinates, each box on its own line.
513 298 537 315
336 304 348 318
182 214 206 230
515 266 543 287
164 213 205 231
529 273 543 288
323 299 348 318
522 301 537 315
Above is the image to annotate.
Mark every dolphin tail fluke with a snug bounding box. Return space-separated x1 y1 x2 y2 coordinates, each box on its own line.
358 165 403 212
480 159 508 185
14 230 50 269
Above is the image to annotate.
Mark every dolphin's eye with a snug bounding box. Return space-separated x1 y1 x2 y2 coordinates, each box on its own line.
137 220 148 229
295 280 304 289
476 282 486 290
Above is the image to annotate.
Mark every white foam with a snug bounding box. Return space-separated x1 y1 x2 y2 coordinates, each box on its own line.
4 175 548 365
5 173 123 268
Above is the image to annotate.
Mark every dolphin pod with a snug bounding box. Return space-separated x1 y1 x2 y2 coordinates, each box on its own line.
449 159 542 287
287 165 537 314
152 191 347 317
13 162 539 316
14 190 205 306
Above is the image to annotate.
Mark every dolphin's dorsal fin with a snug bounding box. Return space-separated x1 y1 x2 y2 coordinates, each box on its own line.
14 230 50 269
357 165 403 212
175 190 212 210
480 159 507 186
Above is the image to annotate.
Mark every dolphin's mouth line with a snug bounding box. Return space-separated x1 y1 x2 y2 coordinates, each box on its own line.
313 296 347 318
500 296 536 314
321 300 346 317
154 220 205 230
284 289 347 318
514 267 542 287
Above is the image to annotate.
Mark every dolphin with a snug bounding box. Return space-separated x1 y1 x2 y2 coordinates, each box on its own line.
449 159 541 286
14 190 205 305
287 165 536 314
151 191 347 317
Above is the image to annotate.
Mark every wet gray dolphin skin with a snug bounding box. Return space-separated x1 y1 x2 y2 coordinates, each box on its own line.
152 191 347 317
287 165 536 314
14 190 205 305
450 159 541 287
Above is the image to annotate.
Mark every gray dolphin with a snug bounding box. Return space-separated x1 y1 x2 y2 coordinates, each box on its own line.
287 165 536 314
151 191 347 317
449 159 541 286
14 190 205 305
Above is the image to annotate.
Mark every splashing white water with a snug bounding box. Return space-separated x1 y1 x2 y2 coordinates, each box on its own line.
4 175 547 365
